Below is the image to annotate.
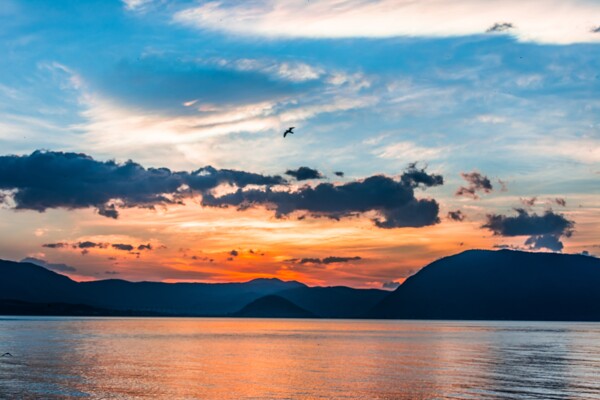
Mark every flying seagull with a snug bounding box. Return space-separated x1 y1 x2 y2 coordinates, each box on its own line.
1 353 12 357
283 127 295 138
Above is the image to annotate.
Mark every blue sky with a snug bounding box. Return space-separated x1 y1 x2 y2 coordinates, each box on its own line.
0 0 598 285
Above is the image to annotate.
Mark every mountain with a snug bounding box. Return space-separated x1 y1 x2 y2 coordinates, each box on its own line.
0 259 387 317
232 295 316 318
0 259 306 315
369 249 600 321
277 286 387 318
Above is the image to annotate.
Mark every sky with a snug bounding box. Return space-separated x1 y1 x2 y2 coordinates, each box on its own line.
0 0 598 288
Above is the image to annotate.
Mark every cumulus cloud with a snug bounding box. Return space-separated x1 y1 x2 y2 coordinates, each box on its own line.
173 0 600 44
483 208 574 252
21 257 77 273
285 167 324 181
455 171 493 199
0 150 285 218
203 165 443 229
447 210 466 222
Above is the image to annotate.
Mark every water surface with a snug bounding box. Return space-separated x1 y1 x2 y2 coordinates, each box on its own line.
1 317 600 399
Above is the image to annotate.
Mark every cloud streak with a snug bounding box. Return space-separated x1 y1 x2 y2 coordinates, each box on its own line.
174 0 600 44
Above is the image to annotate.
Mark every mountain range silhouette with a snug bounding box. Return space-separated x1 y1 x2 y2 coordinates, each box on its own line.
1 249 599 320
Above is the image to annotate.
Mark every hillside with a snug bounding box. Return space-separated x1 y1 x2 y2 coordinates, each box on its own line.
369 250 600 321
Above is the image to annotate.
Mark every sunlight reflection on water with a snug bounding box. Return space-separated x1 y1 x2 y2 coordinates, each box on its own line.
1 317 600 399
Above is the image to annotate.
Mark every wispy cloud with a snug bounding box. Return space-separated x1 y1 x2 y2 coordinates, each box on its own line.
174 0 600 44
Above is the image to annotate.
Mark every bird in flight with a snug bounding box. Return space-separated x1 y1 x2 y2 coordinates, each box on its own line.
283 127 295 138
1 353 12 357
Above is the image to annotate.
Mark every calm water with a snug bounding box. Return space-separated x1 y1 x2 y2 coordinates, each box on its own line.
1 318 600 399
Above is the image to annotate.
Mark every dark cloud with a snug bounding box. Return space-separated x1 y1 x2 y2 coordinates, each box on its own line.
77 241 104 249
203 165 443 229
44 240 154 253
524 234 564 252
554 198 566 207
98 204 119 219
455 171 493 199
486 22 514 32
230 250 239 257
334 171 344 177
382 281 401 290
288 256 362 265
21 257 77 273
520 197 537 207
112 244 134 251
483 208 574 252
42 242 68 249
447 210 465 222
401 164 444 188
285 167 324 181
0 150 284 218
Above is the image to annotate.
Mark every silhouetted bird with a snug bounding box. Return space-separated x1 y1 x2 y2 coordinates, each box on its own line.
283 127 295 138
1 353 12 357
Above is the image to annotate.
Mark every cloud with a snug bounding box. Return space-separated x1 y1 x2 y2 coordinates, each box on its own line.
455 171 493 199
21 257 77 273
287 256 362 264
382 281 401 290
486 22 514 32
112 244 134 251
77 241 104 249
554 198 566 207
42 242 68 249
285 167 324 181
43 240 156 253
524 234 564 252
173 0 600 44
483 208 575 252
520 197 537 207
447 210 466 222
0 150 285 218
202 165 443 229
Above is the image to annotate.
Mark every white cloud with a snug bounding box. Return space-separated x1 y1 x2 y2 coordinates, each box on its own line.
122 0 152 11
174 0 600 44
375 141 444 161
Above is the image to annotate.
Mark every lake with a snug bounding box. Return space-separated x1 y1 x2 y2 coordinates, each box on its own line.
1 318 600 399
